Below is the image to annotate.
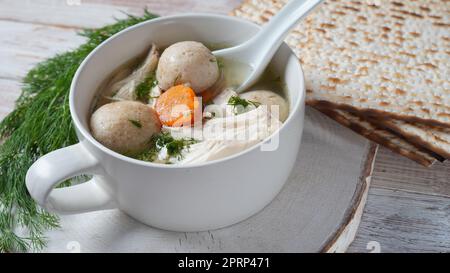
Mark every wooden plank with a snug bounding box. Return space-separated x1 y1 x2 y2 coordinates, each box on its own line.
0 0 242 80
0 20 85 80
0 0 242 29
87 0 242 15
348 187 450 253
322 144 377 252
0 0 132 29
372 147 450 198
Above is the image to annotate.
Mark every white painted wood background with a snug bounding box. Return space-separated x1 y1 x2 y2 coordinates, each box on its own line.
0 0 448 253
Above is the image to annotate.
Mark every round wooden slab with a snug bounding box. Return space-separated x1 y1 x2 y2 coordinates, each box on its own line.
43 108 376 253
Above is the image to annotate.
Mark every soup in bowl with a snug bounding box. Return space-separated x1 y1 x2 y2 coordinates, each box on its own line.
91 40 290 165
26 14 305 232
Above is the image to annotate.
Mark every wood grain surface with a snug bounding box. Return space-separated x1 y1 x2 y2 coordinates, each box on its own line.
0 0 448 253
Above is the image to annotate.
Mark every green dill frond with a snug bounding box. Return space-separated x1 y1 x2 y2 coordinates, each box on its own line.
154 132 196 158
136 132 197 162
0 10 158 253
227 96 261 115
128 119 142 128
216 57 225 70
135 73 158 102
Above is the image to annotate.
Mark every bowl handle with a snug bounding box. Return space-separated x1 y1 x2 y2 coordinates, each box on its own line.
26 143 117 214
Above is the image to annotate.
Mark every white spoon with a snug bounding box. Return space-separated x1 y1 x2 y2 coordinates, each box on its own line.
214 0 323 93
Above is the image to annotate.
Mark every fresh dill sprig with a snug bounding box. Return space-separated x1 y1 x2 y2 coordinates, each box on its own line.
227 96 261 115
216 57 225 70
128 119 142 128
137 132 196 162
135 73 158 102
172 74 182 87
0 10 158 253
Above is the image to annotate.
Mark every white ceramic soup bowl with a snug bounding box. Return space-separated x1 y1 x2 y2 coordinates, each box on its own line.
26 14 305 232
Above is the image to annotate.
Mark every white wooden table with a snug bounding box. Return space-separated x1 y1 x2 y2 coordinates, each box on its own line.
0 0 449 253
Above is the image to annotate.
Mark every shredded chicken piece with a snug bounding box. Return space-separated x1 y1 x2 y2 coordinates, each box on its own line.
110 44 159 101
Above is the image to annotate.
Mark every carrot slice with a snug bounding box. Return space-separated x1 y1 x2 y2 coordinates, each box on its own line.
155 85 199 127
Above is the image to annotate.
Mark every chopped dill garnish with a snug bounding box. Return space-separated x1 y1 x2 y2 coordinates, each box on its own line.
0 10 158 252
153 132 197 159
137 132 197 162
173 74 182 87
110 90 119 98
135 73 158 102
216 58 225 70
128 119 142 128
136 149 157 162
227 96 261 114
